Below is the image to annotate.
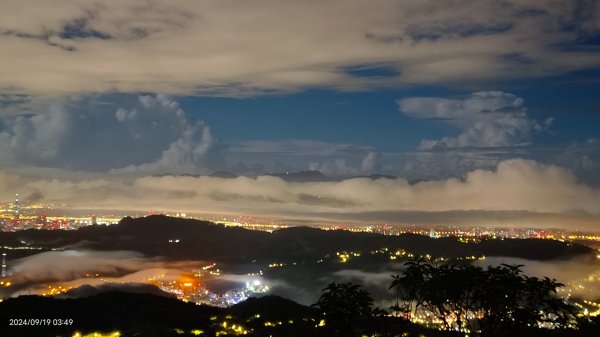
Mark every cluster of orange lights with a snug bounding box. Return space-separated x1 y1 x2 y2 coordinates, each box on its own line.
42 284 72 296
177 274 199 289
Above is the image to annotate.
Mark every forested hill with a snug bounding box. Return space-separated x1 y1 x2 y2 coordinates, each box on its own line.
0 215 593 262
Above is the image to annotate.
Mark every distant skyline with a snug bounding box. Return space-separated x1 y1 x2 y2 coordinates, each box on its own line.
1 1 599 228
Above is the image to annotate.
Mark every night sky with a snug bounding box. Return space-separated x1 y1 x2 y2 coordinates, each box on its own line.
1 0 599 228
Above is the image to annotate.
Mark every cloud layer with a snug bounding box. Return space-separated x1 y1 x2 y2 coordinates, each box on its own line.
1 159 599 228
1 0 599 97
10 250 150 282
7 251 205 298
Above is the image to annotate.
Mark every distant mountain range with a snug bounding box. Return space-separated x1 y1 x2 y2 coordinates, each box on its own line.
153 170 398 182
0 215 593 262
265 170 329 182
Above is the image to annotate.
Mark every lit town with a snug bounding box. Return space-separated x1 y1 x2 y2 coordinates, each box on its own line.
1 192 600 336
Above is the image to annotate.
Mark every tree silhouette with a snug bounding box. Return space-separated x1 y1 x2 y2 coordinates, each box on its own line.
390 259 578 336
312 282 377 337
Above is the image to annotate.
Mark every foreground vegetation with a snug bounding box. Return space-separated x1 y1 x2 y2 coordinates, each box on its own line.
1 259 598 337
389 260 579 336
312 259 597 336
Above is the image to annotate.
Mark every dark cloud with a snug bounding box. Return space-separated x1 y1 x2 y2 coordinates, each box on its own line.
59 18 112 40
22 189 43 203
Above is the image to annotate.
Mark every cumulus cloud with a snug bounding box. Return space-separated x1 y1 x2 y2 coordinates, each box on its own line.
0 94 222 173
0 159 598 228
360 152 379 172
399 91 543 149
553 139 600 185
0 1 599 97
390 148 503 182
381 137 600 185
0 103 68 164
307 152 380 177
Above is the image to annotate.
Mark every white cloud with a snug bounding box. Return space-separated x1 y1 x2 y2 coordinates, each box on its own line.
308 159 356 177
399 91 524 121
0 1 598 97
11 250 149 282
399 91 542 149
8 252 207 297
115 107 137 122
111 95 219 174
1 159 598 229
360 152 378 172
0 95 220 173
308 152 380 177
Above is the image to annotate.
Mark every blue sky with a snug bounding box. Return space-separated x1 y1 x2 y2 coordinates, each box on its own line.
180 89 450 148
180 79 600 148
0 0 599 227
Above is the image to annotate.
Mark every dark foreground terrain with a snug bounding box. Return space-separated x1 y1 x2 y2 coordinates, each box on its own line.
0 290 417 337
1 216 598 336
1 290 598 337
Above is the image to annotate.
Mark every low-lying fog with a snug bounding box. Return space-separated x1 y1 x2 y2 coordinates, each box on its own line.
3 249 599 309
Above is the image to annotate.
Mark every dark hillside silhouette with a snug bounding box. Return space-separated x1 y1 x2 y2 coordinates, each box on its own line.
0 215 593 262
